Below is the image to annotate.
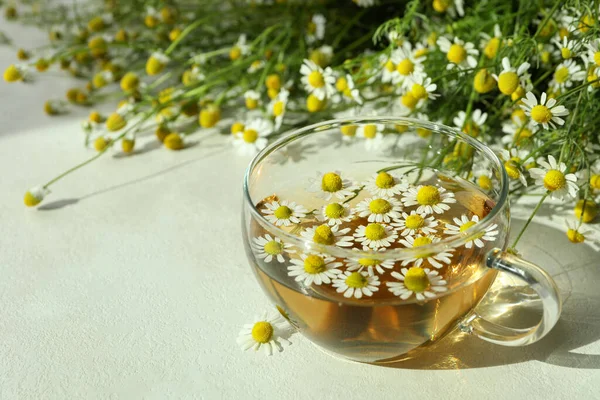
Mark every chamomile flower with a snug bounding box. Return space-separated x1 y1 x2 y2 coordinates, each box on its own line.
437 36 479 71
237 312 292 355
444 214 499 249
307 170 360 200
386 267 447 301
549 59 586 92
244 90 260 110
332 270 380 299
363 171 408 197
529 155 579 200
300 224 354 247
401 185 456 215
357 123 385 151
553 36 578 59
300 59 335 100
499 148 532 187
565 218 597 244
380 54 397 83
233 118 273 155
406 73 438 101
306 14 326 44
453 109 487 137
345 251 395 276
354 223 398 249
252 234 295 263
492 57 531 96
333 74 362 105
391 211 439 237
247 60 265 74
23 186 50 207
230 34 250 60
269 89 289 130
398 235 454 268
501 117 537 147
480 24 503 59
262 199 308 226
390 42 426 86
288 253 343 286
355 196 403 223
585 39 600 69
316 202 355 226
520 91 570 129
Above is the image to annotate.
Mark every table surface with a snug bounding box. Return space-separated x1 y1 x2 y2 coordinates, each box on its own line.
1 22 600 400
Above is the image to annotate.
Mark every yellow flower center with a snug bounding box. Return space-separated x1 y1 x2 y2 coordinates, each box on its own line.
554 67 569 84
484 37 501 59
478 175 493 190
325 203 345 219
146 56 165 76
243 129 259 143
358 258 380 267
264 240 283 255
579 14 594 32
460 220 477 232
3 65 22 82
251 321 274 344
308 70 325 88
413 236 432 247
447 44 467 64
246 97 259 110
384 60 395 72
363 125 378 139
307 21 317 34
266 74 281 90
396 59 414 75
23 191 42 207
375 172 395 189
106 113 126 132
304 254 327 274
511 85 526 101
274 205 292 219
306 94 326 112
340 125 357 137
590 175 600 190
512 108 526 123
405 214 424 230
504 161 521 180
416 185 441 205
462 122 480 137
403 267 430 293
321 172 343 192
473 69 496 94
587 72 600 88
365 223 386 240
498 72 519 95
401 92 418 109
514 128 533 146
543 169 566 191
345 272 368 288
164 133 184 150
336 77 348 92
272 101 285 117
411 83 427 100
415 48 428 58
199 107 221 128
530 105 552 124
594 51 600 67
566 229 585 244
369 199 392 214
561 47 572 59
231 122 245 135
432 0 451 13
417 128 431 138
313 225 335 245
575 199 597 223
229 46 241 61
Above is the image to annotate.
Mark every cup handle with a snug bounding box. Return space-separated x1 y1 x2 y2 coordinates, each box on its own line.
458 248 562 346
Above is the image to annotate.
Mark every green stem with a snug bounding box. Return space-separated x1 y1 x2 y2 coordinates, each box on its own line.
510 193 548 249
165 16 212 55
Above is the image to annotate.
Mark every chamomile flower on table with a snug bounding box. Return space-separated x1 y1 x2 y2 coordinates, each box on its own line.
406 73 438 101
492 57 531 96
444 214 499 249
401 185 456 215
287 252 343 286
307 170 360 201
565 218 598 245
252 234 295 263
300 59 335 100
363 171 408 197
355 196 403 223
453 108 487 137
386 267 447 301
436 36 478 71
391 210 439 237
345 249 396 276
306 14 326 44
529 155 579 200
520 91 569 130
390 42 426 86
332 270 380 299
499 148 532 187
549 59 586 92
269 89 289 130
315 201 355 226
262 199 308 226
300 224 354 247
354 223 398 249
237 311 293 356
233 118 274 155
398 235 454 268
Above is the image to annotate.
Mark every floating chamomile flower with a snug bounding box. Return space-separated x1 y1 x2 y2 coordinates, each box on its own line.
386 267 447 301
401 185 456 215
529 155 579 200
406 73 438 101
332 270 380 299
233 118 273 155
354 223 398 249
269 89 289 130
364 171 407 197
316 202 355 226
288 253 343 286
549 59 586 92
453 109 487 137
390 42 426 86
345 251 395 276
300 224 354 247
520 91 569 130
391 211 439 237
306 14 326 44
398 235 454 268
444 214 499 249
492 57 530 96
355 196 403 223
252 234 295 263
499 148 532 187
300 59 336 100
262 199 308 226
357 123 385 151
237 312 292 356
437 36 478 71
308 170 359 200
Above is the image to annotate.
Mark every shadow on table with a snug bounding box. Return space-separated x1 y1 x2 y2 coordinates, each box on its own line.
380 217 600 370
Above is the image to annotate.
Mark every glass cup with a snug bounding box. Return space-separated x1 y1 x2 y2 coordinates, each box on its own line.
242 116 561 364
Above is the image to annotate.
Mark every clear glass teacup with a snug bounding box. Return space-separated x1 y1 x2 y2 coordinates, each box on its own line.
242 116 561 364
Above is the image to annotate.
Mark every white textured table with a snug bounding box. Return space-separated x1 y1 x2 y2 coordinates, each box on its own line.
1 23 599 400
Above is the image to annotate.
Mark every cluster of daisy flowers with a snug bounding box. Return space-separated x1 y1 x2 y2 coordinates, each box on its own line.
251 169 500 304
